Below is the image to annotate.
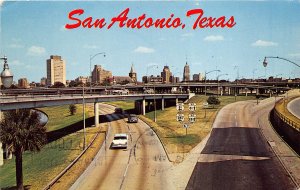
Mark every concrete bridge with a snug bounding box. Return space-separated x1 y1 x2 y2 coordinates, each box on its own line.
1 82 292 97
0 93 191 127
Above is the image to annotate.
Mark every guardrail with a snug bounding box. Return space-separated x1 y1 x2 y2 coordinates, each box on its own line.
274 108 300 132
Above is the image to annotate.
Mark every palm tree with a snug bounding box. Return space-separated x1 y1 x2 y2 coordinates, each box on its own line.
0 109 47 190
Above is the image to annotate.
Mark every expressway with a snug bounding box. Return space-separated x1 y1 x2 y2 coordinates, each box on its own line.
186 100 296 190
71 104 172 190
287 97 300 119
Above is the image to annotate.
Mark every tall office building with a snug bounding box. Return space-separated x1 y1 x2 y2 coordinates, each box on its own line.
46 55 66 86
92 65 112 85
161 66 172 83
129 64 137 83
18 78 28 88
183 62 190 82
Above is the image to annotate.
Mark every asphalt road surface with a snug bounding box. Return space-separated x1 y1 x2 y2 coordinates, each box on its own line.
72 104 171 190
186 101 296 190
288 97 300 119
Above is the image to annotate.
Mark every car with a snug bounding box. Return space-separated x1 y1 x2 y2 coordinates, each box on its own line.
115 108 123 114
128 114 138 123
112 89 129 95
144 88 155 94
111 133 128 149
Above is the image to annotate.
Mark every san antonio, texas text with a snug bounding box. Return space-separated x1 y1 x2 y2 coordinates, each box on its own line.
65 8 236 30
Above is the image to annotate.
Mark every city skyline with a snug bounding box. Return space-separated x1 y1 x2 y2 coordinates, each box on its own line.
1 1 300 83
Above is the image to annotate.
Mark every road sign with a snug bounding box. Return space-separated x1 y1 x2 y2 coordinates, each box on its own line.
176 103 184 111
176 113 184 122
188 103 197 111
188 114 196 123
183 124 189 128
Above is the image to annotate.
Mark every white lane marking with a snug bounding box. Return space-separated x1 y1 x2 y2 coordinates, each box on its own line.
234 111 238 127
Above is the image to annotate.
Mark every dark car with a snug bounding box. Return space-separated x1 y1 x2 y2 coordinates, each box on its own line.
128 114 138 123
115 108 123 114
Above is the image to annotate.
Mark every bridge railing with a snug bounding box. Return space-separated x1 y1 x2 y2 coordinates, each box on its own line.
273 107 300 132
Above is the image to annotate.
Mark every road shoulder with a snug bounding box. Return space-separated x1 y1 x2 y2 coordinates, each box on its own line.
257 98 300 188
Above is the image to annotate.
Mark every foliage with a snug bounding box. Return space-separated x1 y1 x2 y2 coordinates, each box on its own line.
69 104 77 115
0 109 47 190
68 80 83 87
51 82 65 88
207 96 220 107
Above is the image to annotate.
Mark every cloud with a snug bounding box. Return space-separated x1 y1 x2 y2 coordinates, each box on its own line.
251 40 278 47
9 44 24 49
83 44 98 49
181 33 194 38
133 46 155 53
27 46 46 56
203 35 224 42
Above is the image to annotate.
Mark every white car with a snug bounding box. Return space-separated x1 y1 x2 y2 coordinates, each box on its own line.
111 133 128 149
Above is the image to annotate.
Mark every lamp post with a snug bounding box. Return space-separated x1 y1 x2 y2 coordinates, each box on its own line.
252 69 257 82
89 52 106 93
0 56 14 89
82 83 86 150
263 56 300 68
204 69 221 96
234 66 239 101
217 73 228 97
274 74 282 96
146 64 158 122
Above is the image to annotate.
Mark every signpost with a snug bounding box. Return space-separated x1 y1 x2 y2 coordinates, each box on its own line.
203 102 208 118
176 102 197 135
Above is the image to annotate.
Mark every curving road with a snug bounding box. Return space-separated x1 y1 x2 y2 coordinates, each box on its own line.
287 97 300 119
186 100 296 190
71 104 172 190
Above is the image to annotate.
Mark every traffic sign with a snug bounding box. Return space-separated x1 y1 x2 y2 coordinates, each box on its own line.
188 103 197 111
176 113 184 122
183 124 189 128
176 103 184 111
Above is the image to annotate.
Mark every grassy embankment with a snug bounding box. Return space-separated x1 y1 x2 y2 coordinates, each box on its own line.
110 95 256 161
0 104 106 190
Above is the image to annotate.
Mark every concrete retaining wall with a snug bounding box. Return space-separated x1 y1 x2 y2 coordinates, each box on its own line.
270 109 300 155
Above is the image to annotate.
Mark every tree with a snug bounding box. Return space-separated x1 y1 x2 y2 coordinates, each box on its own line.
51 82 65 88
0 109 47 190
207 96 220 108
69 104 77 115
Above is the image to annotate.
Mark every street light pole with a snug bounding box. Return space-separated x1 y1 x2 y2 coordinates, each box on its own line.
82 83 86 150
146 64 159 122
0 56 14 89
89 52 106 94
204 69 221 96
217 73 228 97
234 66 239 101
263 56 300 68
252 69 257 81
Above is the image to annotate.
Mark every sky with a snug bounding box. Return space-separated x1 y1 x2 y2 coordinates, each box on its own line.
1 1 300 83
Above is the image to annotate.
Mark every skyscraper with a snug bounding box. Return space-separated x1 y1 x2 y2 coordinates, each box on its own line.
183 62 190 82
161 65 172 83
46 55 66 86
92 65 112 85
